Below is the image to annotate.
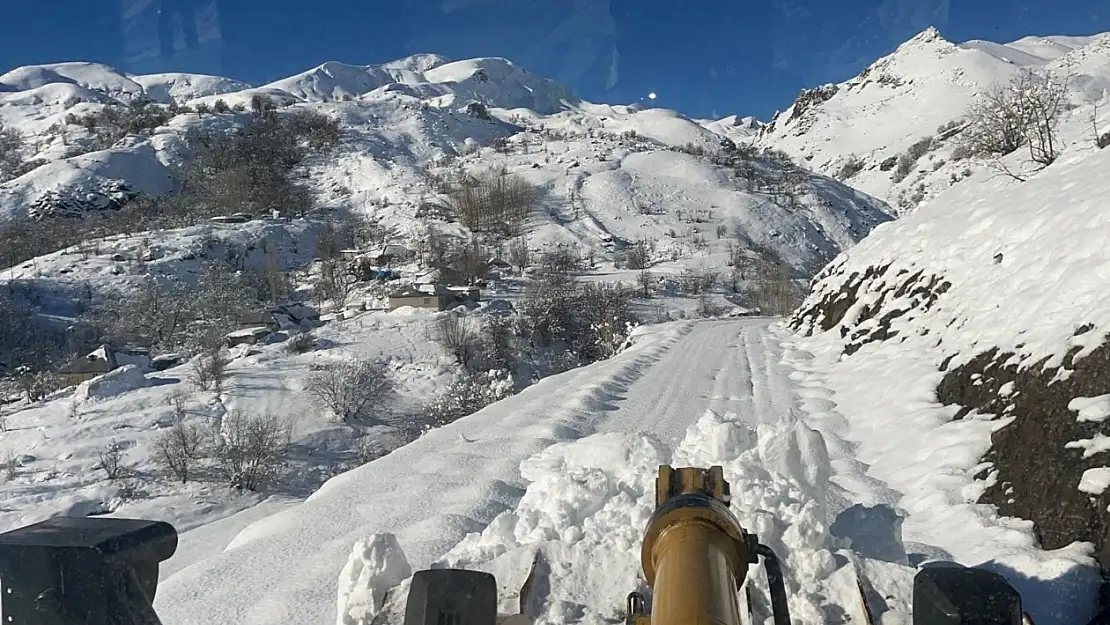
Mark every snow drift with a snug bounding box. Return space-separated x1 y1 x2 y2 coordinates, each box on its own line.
788 131 1110 623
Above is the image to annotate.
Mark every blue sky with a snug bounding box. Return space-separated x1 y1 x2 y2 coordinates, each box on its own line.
3 0 1109 120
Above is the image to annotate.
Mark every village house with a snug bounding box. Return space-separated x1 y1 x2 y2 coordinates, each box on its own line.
57 345 151 386
227 303 322 347
387 284 481 312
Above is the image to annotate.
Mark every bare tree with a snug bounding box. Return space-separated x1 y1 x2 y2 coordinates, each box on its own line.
96 440 131 481
509 237 530 273
624 238 655 270
304 359 395 423
189 349 229 393
154 419 206 483
538 245 581 278
94 276 193 351
637 270 655 298
261 243 290 304
1019 67 1070 166
961 66 1071 176
436 315 482 367
315 259 351 308
458 239 489 285
450 169 534 238
962 83 1032 158
748 259 803 316
212 410 291 491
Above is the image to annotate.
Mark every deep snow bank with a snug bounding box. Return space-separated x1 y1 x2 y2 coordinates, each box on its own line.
788 145 1110 619
370 407 916 625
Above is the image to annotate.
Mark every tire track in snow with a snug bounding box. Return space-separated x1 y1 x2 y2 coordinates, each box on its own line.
403 318 917 625
591 319 778 451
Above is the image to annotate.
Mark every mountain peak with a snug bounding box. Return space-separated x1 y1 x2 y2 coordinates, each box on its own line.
910 25 945 44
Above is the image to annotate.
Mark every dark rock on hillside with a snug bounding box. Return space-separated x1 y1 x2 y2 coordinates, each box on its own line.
790 259 1110 607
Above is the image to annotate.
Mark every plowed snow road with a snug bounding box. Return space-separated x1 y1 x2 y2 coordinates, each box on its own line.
155 318 808 625
594 319 797 446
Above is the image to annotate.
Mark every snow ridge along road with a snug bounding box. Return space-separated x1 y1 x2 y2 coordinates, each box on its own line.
155 319 913 625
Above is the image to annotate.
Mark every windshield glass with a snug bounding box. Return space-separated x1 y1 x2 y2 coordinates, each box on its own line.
1 2 1109 625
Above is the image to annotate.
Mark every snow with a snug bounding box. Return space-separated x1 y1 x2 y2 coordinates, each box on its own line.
2 28 1107 625
0 142 176 220
150 320 903 625
757 27 1110 211
783 82 1110 625
336 533 412 625
0 304 462 539
1070 395 1110 423
132 72 252 104
1078 469 1110 495
801 145 1110 373
0 62 144 97
778 326 1101 624
1065 435 1110 460
72 365 156 404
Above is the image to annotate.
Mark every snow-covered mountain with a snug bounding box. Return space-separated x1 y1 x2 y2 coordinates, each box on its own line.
0 54 889 277
757 27 1110 212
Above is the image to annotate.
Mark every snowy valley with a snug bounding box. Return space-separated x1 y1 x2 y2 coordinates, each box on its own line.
1 24 1110 625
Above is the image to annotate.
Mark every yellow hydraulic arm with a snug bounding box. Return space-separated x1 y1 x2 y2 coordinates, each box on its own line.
626 465 791 625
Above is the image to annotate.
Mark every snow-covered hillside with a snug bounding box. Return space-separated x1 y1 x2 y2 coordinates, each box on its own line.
789 122 1110 623
0 53 890 278
757 27 1110 212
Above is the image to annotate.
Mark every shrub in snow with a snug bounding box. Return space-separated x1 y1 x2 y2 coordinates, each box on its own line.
336 533 412 625
154 419 207 483
188 349 230 393
305 359 395 423
518 279 637 365
435 315 482 367
425 370 515 427
283 332 318 355
213 410 292 491
96 440 132 481
1 450 17 482
354 436 388 465
891 136 933 183
834 154 865 180
481 313 519 371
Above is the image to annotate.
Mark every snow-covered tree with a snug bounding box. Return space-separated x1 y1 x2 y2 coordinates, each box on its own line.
424 370 515 426
305 359 395 423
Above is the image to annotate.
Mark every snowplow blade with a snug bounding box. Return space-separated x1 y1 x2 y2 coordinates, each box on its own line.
403 569 499 625
912 566 1024 625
